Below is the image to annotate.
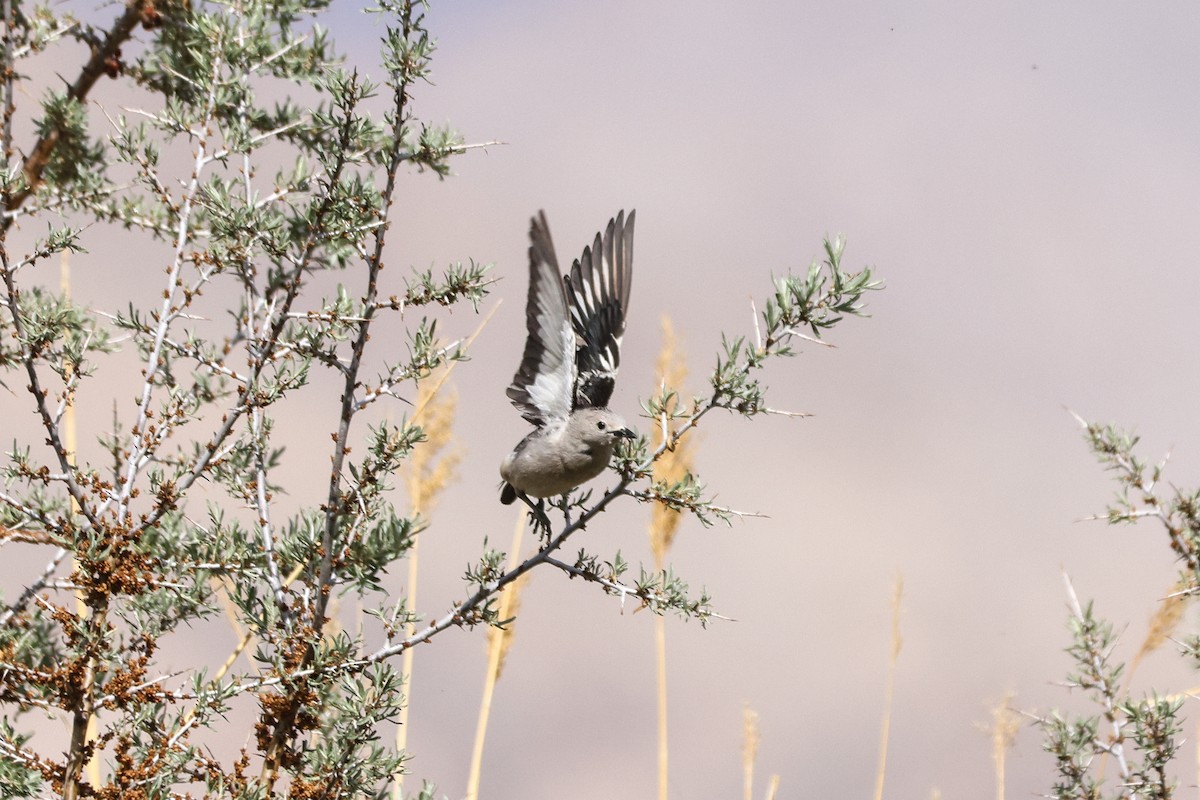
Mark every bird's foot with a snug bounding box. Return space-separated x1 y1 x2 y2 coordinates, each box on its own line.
535 499 551 536
518 494 552 540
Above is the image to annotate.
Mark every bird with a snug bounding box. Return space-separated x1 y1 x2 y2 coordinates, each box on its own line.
500 209 637 508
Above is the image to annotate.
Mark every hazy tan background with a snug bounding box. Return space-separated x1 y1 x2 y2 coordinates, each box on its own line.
12 0 1200 797
331 2 1200 797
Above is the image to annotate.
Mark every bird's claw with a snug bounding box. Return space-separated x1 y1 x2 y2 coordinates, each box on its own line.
518 493 552 539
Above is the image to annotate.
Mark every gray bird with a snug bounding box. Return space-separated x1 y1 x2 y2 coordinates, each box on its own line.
500 209 637 506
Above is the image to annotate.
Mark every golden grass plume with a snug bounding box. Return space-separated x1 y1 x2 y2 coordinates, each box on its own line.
650 316 695 567
1128 582 1188 683
405 375 461 517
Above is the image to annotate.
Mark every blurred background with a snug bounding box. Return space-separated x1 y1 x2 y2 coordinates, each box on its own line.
346 2 1200 797
13 0 1200 797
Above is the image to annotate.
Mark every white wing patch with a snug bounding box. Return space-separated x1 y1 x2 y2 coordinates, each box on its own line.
523 318 575 425
506 211 579 427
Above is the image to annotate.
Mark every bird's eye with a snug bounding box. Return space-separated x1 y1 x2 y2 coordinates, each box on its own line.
597 421 607 430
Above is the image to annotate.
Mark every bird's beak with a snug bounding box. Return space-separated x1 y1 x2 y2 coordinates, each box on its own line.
615 427 636 439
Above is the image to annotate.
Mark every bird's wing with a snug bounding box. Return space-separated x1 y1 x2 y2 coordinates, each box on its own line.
564 209 635 409
506 211 578 427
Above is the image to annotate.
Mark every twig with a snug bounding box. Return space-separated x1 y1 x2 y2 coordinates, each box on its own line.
1061 571 1133 784
3 1 148 224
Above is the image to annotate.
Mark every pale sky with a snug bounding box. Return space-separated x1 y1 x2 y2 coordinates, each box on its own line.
10 1 1200 798
348 2 1200 797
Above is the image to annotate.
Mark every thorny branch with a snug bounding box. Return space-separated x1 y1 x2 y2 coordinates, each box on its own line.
4 0 148 223
0 2 877 797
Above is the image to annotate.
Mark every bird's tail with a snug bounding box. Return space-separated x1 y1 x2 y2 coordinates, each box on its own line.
499 482 517 505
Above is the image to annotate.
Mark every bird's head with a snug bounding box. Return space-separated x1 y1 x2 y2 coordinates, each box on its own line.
568 407 636 449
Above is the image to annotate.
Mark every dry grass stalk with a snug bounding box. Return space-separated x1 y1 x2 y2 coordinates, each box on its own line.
213 563 305 684
742 704 760 800
764 774 781 800
489 573 528 684
989 691 1020 800
649 317 694 800
465 510 530 800
654 614 669 800
408 301 498 432
213 626 253 684
390 308 492 798
873 574 904 800
214 576 246 640
62 252 102 788
394 371 462 797
174 562 307 741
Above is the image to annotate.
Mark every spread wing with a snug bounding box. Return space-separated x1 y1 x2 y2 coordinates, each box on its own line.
564 209 635 409
506 211 578 427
